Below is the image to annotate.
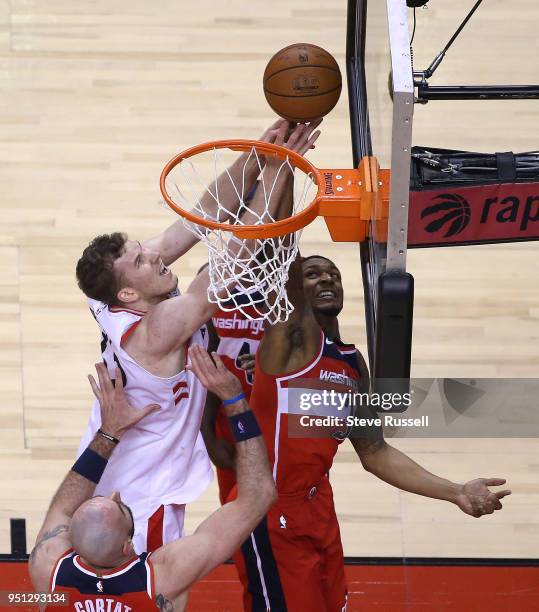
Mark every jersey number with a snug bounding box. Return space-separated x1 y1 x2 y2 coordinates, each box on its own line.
100 331 128 387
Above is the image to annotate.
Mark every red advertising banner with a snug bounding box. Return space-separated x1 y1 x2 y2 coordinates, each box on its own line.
408 182 539 247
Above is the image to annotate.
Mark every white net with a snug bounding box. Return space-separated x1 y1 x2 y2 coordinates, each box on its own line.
163 145 318 323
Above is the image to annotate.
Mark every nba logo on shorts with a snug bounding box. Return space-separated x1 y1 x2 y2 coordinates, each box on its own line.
238 421 245 434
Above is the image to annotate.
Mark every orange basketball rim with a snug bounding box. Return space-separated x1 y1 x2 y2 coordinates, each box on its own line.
159 139 390 242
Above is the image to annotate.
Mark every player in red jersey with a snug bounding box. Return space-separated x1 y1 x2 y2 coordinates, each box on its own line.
225 254 512 612
29 356 276 611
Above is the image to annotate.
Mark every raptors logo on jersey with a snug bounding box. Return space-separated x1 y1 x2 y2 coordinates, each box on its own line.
47 549 155 610
78 299 213 552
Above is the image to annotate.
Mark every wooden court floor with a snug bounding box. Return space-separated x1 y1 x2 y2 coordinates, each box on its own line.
0 0 538 563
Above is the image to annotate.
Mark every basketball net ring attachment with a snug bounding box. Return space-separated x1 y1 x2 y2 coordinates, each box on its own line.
160 139 390 323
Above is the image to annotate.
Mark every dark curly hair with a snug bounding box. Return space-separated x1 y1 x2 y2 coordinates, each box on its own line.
76 232 127 305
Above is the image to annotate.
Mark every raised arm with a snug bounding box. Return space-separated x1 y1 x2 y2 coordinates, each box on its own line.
144 119 293 266
141 265 220 355
151 346 276 607
257 253 320 376
142 123 323 357
248 123 324 375
199 320 236 469
200 389 236 471
29 365 159 593
201 348 257 471
238 120 322 226
221 120 322 275
256 176 326 374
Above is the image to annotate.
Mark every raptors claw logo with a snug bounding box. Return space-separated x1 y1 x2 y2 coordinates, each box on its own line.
421 193 471 237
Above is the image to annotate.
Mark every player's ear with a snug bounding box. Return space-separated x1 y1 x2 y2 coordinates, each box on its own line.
117 286 138 304
122 538 135 557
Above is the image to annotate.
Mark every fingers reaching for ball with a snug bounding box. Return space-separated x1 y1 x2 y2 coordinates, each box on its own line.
268 118 322 155
286 119 322 155
259 118 322 172
259 118 289 144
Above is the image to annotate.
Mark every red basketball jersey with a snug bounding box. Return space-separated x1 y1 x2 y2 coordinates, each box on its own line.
47 549 155 610
212 306 265 397
250 331 361 493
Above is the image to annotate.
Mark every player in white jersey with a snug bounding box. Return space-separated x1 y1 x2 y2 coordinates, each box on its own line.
78 301 212 553
75 119 322 554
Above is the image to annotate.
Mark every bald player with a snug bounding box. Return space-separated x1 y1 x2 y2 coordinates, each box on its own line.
30 355 276 611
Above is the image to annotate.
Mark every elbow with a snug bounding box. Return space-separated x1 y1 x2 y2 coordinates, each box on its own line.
254 480 277 515
359 450 383 475
202 300 217 324
265 482 278 508
356 439 387 475
360 455 375 474
236 479 277 529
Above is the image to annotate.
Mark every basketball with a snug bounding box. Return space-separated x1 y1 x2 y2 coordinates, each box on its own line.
263 43 342 123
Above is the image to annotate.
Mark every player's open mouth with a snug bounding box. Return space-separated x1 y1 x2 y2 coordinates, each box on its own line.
159 261 169 275
317 290 336 300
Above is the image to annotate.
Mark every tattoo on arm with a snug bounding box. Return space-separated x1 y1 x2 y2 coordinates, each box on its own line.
288 325 304 348
155 594 174 611
29 524 69 562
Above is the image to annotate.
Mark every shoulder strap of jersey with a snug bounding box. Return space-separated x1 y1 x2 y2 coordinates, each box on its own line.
144 552 156 600
49 548 74 592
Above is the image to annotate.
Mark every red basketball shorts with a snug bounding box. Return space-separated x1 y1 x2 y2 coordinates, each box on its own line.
228 474 347 611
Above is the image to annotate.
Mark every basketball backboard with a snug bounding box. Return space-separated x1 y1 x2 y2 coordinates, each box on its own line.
346 0 414 384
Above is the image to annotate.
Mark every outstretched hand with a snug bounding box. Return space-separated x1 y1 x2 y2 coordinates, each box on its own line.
259 118 322 157
88 363 160 439
455 478 511 518
237 353 256 376
259 118 288 143
186 345 243 401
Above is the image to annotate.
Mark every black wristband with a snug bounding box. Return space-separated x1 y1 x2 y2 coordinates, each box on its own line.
72 448 108 484
228 410 261 442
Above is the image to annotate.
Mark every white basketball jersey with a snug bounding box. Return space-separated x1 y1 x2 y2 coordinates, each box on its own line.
78 299 213 533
